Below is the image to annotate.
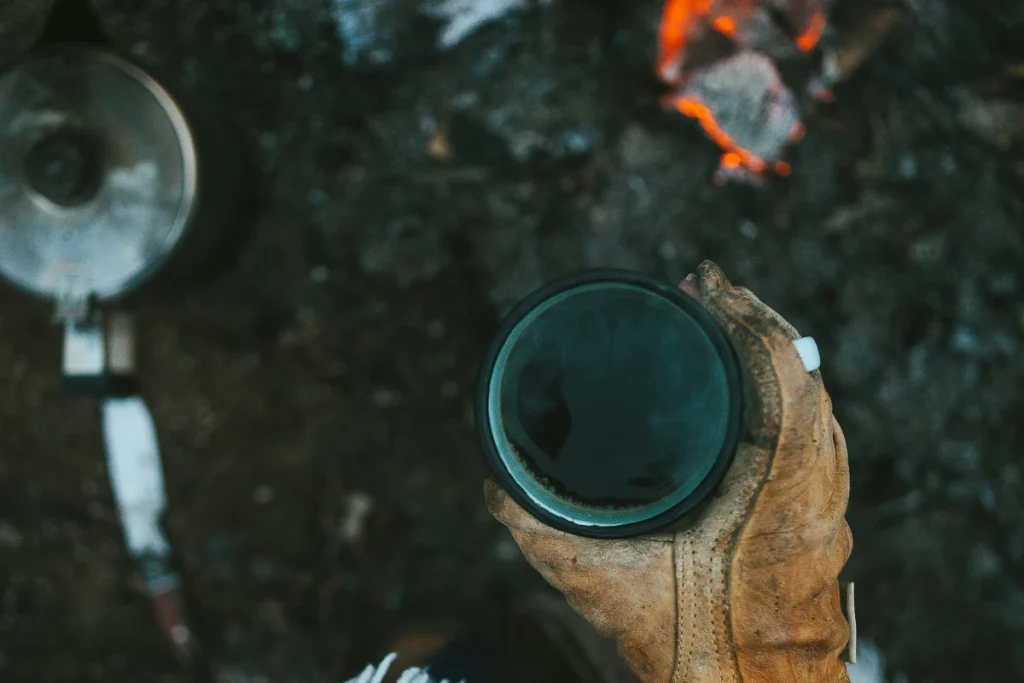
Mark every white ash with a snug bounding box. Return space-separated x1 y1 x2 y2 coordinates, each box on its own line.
674 51 802 164
329 0 395 66
485 88 601 162
423 0 551 50
339 492 375 543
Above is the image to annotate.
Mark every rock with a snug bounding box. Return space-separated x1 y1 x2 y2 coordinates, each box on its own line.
959 97 1024 149
0 2 55 65
268 8 302 53
358 220 451 287
619 125 672 170
328 0 400 66
338 492 374 543
0 521 23 549
666 51 803 167
939 440 982 473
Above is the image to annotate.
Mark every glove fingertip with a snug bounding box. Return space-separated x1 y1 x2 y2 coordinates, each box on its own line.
483 477 506 510
696 260 732 294
484 478 530 528
484 478 573 539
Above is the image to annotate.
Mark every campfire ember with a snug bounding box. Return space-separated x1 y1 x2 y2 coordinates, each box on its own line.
796 10 827 52
656 0 828 181
667 51 804 182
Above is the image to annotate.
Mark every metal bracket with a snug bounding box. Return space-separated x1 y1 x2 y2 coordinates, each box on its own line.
61 310 137 394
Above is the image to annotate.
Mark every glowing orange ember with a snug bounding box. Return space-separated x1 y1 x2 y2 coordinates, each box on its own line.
657 0 699 82
672 97 767 173
712 15 737 38
656 0 828 177
796 12 827 52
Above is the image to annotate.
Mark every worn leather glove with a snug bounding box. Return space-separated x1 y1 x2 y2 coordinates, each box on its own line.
486 261 853 683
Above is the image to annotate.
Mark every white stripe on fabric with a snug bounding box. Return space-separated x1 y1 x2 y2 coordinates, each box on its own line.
344 653 465 683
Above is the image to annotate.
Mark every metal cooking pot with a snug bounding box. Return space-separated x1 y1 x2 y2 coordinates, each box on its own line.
0 40 253 666
0 43 248 320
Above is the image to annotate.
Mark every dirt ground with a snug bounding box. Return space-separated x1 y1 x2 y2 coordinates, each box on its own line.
1 1 1023 681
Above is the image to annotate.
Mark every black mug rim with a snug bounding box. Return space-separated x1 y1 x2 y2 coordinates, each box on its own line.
476 270 745 539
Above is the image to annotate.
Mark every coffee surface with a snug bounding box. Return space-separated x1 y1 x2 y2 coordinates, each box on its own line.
494 283 732 509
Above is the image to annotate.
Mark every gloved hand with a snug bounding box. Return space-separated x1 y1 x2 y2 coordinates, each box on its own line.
486 261 853 683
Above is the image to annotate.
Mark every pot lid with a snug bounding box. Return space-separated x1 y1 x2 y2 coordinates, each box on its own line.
0 45 197 305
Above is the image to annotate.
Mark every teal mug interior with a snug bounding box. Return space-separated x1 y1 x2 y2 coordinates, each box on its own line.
477 271 744 538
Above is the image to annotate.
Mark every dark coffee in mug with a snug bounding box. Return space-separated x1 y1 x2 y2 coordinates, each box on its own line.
477 271 744 538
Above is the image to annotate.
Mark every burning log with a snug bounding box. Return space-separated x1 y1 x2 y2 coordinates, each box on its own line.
656 0 905 182
663 51 804 183
655 0 827 181
658 0 829 80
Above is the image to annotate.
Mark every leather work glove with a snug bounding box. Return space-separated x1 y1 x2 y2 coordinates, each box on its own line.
486 261 854 683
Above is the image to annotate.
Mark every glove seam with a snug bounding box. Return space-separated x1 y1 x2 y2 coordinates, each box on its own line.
670 534 693 683
713 295 788 683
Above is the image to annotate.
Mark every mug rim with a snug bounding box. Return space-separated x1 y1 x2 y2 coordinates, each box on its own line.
475 270 745 539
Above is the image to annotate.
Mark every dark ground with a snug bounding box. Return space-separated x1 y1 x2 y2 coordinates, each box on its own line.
1 1 1023 682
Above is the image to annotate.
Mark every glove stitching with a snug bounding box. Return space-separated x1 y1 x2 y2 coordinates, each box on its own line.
672 533 695 682
711 547 735 683
714 301 787 683
687 536 698 678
